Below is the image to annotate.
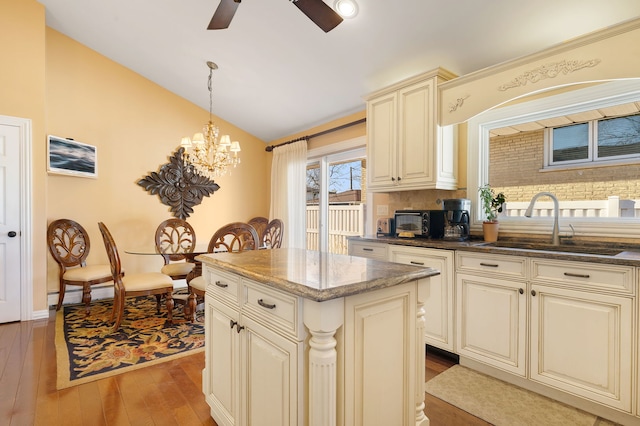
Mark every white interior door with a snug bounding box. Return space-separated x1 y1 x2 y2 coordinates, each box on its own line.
0 119 24 322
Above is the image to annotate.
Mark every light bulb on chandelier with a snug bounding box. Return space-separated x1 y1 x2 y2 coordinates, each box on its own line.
180 61 241 179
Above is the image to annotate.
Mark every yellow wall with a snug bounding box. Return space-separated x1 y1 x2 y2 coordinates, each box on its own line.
44 29 270 293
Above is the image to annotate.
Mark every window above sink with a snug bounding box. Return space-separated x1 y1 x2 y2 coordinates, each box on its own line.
467 79 640 241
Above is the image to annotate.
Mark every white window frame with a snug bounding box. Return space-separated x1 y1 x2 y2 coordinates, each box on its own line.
468 79 640 240
545 115 640 168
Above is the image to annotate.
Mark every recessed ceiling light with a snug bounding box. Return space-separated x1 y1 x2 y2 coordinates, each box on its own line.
334 0 358 19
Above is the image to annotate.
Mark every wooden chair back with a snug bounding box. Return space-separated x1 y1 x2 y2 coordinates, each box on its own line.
47 218 91 270
263 219 284 249
97 222 123 288
247 216 269 242
208 222 260 253
154 218 196 264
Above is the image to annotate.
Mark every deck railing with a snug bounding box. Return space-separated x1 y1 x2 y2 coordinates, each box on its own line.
504 196 640 218
306 204 365 254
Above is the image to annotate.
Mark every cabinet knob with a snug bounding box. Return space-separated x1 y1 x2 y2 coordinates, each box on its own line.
397 176 401 181
519 288 524 294
391 177 396 182
531 289 537 296
230 320 237 329
236 324 245 333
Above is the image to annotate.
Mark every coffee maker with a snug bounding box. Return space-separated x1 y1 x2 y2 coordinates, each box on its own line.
442 199 471 241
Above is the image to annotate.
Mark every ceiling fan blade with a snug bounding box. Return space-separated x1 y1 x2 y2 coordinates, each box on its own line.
208 0 241 30
292 0 343 33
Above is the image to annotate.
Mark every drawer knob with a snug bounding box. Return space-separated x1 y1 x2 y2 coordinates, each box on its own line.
215 280 228 288
258 298 276 309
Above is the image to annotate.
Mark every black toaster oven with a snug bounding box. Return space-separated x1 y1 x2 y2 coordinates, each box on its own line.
393 210 446 238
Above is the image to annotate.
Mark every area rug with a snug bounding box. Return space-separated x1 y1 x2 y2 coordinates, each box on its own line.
425 365 618 426
55 295 205 390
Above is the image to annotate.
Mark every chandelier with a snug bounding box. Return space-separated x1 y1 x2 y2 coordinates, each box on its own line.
181 61 241 179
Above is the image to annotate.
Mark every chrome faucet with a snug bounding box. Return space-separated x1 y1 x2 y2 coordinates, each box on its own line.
524 192 560 246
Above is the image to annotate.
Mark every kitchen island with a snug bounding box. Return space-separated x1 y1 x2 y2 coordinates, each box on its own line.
197 248 440 426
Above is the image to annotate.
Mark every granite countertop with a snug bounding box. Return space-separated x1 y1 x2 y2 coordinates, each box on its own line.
352 236 640 267
196 248 439 302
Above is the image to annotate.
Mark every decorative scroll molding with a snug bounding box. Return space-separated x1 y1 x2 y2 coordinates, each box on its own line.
498 58 601 91
138 147 220 219
448 95 470 113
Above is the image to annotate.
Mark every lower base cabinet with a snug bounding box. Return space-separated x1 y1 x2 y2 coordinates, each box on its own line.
456 252 636 418
202 264 428 426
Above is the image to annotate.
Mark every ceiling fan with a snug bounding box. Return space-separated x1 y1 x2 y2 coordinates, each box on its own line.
208 0 344 33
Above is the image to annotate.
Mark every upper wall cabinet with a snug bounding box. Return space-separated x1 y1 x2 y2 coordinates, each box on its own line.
366 68 458 192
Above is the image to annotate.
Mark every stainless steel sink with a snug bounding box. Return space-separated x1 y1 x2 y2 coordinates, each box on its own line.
477 240 640 256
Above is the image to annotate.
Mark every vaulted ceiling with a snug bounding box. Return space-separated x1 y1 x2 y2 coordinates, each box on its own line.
38 0 640 142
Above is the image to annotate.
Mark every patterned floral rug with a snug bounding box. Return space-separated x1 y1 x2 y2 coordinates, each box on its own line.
55 295 204 390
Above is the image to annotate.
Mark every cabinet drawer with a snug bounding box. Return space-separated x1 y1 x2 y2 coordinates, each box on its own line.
206 267 241 306
242 280 302 339
456 252 526 278
349 241 388 261
530 259 635 294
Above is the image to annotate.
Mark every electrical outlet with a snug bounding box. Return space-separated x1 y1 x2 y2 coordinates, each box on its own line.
377 205 389 216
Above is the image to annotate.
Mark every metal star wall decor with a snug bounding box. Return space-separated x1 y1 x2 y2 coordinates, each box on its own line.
138 147 220 219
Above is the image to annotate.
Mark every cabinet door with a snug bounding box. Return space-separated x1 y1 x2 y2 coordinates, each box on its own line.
241 317 302 426
343 282 418 426
398 80 434 187
205 296 240 426
389 246 454 351
530 285 632 412
367 92 397 189
456 273 526 376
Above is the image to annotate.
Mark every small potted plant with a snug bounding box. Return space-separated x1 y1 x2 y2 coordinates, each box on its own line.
478 185 506 242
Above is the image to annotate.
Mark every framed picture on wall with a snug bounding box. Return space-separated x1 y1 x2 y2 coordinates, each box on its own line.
47 135 98 178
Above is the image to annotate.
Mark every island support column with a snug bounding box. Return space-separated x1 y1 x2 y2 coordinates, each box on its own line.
303 298 345 426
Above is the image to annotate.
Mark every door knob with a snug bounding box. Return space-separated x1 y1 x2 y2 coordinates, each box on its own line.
7 231 17 238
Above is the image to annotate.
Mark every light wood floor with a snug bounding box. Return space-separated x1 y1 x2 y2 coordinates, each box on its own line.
1 310 488 425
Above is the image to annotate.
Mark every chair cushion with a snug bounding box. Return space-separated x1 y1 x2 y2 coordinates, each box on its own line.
123 272 173 292
189 276 206 292
63 264 113 281
161 262 195 276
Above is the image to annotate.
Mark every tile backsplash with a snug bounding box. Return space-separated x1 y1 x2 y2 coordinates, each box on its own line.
388 189 469 214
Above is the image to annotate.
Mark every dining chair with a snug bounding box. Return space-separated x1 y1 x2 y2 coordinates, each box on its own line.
154 218 196 281
263 218 284 249
47 218 115 315
98 222 174 332
185 222 260 321
247 216 269 244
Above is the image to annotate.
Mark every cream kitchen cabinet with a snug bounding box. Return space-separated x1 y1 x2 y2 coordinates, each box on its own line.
455 251 527 376
388 245 455 352
529 258 634 413
203 268 305 426
200 249 436 426
348 240 388 261
456 252 636 417
365 68 457 192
